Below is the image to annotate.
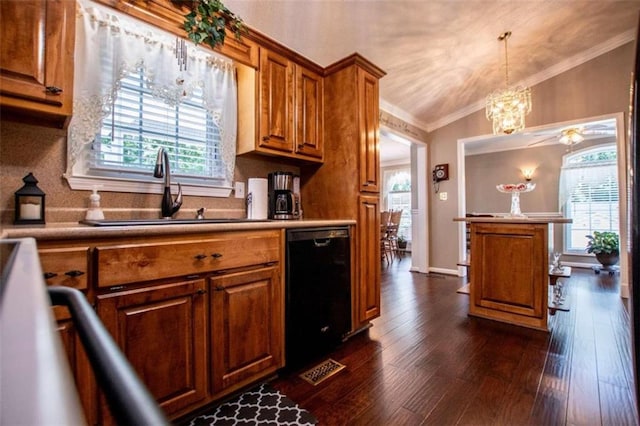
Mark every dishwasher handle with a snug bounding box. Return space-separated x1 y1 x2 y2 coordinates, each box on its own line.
313 239 331 247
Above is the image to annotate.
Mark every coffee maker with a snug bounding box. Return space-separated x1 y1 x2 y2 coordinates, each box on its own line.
268 171 295 220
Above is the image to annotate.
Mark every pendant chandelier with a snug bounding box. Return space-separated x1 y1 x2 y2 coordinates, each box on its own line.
485 31 532 135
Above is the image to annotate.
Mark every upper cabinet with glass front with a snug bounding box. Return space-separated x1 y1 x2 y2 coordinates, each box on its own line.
0 0 76 128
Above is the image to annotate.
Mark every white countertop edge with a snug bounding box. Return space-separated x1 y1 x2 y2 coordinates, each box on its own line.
1 219 357 241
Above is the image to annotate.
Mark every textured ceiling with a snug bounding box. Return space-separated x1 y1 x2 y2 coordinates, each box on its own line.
225 0 640 132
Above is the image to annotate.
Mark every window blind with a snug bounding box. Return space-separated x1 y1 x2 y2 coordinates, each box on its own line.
91 69 224 181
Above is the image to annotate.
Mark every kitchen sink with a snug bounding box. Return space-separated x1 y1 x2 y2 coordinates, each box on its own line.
80 218 270 227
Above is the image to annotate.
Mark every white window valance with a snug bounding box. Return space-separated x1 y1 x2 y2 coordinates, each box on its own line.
67 0 237 187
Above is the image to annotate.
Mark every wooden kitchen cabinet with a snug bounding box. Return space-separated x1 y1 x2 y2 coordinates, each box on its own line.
357 195 381 324
0 0 76 128
95 231 280 288
39 244 97 424
469 221 549 330
96 278 208 421
294 65 324 160
55 314 99 426
210 265 284 396
238 47 324 163
301 54 385 332
358 68 381 193
39 246 90 290
258 47 295 154
90 229 284 421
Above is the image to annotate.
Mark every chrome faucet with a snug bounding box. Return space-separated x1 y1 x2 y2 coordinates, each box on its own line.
154 148 183 219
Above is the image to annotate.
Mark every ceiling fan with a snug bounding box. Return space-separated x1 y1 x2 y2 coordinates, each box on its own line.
527 123 616 148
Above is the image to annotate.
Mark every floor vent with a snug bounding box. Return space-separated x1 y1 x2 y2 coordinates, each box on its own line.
299 359 346 386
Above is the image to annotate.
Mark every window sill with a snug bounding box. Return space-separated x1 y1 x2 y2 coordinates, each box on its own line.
64 174 232 198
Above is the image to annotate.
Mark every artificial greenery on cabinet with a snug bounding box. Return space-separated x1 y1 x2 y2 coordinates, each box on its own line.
182 0 246 50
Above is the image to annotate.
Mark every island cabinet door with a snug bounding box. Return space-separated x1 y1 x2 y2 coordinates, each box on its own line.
96 279 208 423
209 265 284 396
470 223 548 327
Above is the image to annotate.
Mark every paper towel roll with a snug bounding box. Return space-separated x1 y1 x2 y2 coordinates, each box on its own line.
247 178 268 219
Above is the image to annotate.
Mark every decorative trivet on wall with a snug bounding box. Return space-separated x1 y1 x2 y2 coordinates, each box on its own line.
187 383 317 426
299 358 346 386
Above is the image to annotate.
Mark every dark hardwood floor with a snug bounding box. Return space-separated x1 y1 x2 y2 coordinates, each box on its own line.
272 257 639 425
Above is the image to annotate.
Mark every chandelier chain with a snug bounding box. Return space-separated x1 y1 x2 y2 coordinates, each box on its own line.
499 31 512 88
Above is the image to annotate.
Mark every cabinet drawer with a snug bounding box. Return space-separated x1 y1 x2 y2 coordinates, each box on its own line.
39 247 90 290
96 231 281 288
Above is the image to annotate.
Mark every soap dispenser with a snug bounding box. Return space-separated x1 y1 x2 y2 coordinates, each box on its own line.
85 186 105 220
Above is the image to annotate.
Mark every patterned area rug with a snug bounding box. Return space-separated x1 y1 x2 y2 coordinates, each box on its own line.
187 383 317 426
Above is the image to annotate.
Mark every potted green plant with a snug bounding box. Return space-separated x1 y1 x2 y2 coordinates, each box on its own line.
183 0 246 50
585 231 619 267
397 235 408 250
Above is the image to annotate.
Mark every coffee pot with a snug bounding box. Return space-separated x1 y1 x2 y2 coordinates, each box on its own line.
268 172 295 219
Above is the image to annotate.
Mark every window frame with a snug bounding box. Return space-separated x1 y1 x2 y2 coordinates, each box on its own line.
561 144 619 254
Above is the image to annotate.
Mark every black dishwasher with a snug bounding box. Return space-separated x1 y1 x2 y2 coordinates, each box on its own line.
286 227 351 369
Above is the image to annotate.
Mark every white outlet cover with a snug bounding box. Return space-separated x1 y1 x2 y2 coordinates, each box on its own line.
235 182 245 198
439 192 448 201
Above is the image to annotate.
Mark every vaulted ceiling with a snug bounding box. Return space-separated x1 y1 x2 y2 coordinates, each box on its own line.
226 0 640 133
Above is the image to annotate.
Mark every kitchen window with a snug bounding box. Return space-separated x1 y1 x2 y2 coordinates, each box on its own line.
92 69 224 184
383 168 412 241
559 144 619 253
65 0 237 197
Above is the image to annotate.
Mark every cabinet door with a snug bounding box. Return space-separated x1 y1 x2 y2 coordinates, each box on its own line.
358 68 380 193
54 309 98 426
0 0 75 126
210 266 284 395
357 195 381 324
259 48 294 153
470 222 548 330
96 279 208 419
294 65 323 160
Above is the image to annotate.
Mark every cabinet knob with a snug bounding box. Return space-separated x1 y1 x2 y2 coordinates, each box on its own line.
43 272 58 279
214 285 225 291
45 86 63 95
262 136 270 142
65 270 85 277
194 254 207 260
196 289 206 295
211 253 223 259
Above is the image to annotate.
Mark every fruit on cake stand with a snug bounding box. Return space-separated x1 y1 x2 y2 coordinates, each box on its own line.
496 183 536 218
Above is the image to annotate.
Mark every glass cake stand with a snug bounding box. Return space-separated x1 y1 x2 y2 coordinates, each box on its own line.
496 183 536 218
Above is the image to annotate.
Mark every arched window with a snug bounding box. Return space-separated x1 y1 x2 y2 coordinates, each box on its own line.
559 144 618 253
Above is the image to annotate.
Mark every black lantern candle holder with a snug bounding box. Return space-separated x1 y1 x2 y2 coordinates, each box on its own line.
14 172 46 225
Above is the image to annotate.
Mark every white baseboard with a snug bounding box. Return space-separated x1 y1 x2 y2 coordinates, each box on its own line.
428 267 459 276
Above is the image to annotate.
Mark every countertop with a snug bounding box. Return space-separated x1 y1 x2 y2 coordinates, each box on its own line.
1 219 356 241
453 217 572 224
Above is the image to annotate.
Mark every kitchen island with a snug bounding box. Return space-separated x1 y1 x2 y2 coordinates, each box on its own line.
454 217 571 331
